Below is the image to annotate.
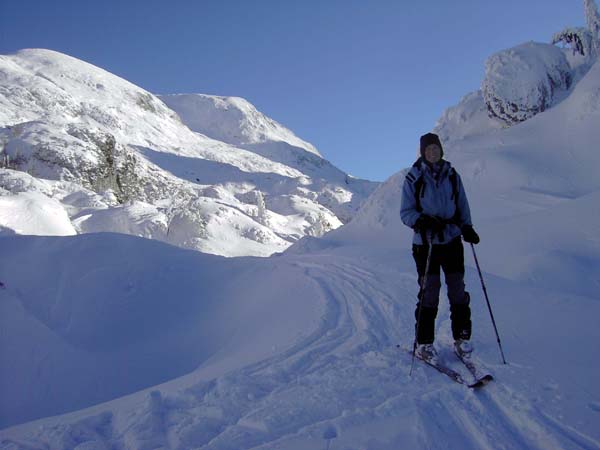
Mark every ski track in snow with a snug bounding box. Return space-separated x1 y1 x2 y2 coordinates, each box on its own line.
3 255 598 450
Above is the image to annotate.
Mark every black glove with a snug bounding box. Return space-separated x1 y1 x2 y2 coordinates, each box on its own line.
414 214 444 234
462 225 480 244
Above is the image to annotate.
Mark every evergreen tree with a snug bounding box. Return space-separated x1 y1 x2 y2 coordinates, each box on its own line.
255 190 269 226
584 0 600 57
552 27 593 57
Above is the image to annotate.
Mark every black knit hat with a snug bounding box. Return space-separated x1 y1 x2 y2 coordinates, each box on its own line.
420 133 444 158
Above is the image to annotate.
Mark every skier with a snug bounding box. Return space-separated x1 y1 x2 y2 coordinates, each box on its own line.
400 132 480 361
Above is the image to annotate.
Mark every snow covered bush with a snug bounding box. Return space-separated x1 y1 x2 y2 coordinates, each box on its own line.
482 42 572 125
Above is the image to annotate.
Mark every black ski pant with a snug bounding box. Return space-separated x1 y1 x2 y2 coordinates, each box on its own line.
412 236 471 345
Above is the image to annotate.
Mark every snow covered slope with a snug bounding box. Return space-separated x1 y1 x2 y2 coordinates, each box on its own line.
326 53 600 300
0 234 325 430
0 49 376 257
158 94 320 156
1 231 599 449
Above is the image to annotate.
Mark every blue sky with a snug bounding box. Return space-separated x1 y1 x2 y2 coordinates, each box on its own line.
0 0 586 181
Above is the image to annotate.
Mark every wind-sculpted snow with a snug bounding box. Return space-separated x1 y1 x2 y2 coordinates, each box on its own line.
0 192 76 236
1 235 599 449
0 234 325 429
482 42 572 125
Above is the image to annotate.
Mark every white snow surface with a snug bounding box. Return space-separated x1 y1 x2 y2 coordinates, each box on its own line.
434 90 503 145
0 191 76 236
2 28 600 450
158 94 321 156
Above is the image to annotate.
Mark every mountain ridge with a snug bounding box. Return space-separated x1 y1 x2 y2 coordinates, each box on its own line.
0 48 377 257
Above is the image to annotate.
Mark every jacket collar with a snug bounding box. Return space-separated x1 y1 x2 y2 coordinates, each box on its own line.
414 157 451 175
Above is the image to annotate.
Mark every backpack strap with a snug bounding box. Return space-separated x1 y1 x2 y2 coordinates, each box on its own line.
414 175 424 213
408 158 426 213
449 168 458 206
448 167 461 225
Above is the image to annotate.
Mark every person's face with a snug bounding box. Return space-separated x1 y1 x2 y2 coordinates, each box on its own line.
424 144 442 163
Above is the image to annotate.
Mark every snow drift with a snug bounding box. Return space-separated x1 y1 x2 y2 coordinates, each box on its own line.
0 233 324 428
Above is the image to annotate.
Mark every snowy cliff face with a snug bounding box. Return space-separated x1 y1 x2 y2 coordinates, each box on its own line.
0 49 377 256
482 42 572 125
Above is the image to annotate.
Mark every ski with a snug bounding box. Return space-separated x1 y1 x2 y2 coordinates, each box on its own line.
454 349 494 386
402 346 484 388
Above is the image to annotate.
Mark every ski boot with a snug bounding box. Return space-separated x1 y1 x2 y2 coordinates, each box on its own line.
454 339 473 358
416 343 438 362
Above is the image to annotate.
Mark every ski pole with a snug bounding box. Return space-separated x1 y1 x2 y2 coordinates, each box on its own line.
410 232 434 376
470 243 507 364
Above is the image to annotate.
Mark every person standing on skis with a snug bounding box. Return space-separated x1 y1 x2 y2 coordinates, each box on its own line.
400 132 480 360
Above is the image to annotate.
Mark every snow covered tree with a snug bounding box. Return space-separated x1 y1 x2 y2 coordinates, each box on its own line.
165 191 193 237
255 190 269 226
482 42 571 125
584 0 600 57
552 27 593 57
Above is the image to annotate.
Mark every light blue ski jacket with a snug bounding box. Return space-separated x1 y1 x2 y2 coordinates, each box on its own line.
400 158 472 245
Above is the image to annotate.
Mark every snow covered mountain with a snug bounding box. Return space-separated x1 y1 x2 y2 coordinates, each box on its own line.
2 3 600 449
158 94 321 156
0 49 376 257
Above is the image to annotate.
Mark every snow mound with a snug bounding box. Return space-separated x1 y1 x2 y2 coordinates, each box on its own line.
0 191 76 236
0 233 324 428
73 201 168 240
482 42 572 125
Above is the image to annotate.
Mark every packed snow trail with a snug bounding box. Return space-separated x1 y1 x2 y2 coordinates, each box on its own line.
2 238 598 450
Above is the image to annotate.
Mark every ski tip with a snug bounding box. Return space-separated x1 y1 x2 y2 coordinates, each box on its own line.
469 375 494 389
